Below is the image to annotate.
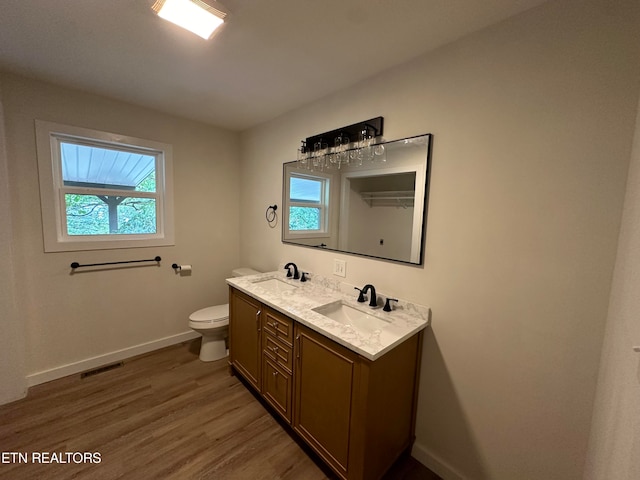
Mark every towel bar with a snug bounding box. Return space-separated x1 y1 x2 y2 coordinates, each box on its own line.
70 256 161 269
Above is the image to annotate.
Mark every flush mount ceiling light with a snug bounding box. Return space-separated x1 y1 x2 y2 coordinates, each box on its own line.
152 0 227 40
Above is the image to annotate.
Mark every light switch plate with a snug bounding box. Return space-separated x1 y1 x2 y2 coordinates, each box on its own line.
333 259 346 277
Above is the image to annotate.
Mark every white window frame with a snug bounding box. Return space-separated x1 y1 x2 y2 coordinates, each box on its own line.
35 120 175 252
283 171 331 240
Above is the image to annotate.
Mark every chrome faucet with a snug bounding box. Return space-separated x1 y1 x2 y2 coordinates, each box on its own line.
284 262 300 280
355 284 378 307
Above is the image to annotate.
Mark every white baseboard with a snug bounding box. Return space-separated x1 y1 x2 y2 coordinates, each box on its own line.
26 330 200 387
0 385 28 406
412 441 466 480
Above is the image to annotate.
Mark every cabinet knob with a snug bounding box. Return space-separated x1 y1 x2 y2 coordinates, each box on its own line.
273 371 278 377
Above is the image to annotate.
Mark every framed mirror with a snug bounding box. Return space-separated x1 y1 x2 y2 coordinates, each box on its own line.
282 134 432 265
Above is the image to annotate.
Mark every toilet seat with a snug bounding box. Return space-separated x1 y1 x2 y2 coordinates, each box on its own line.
189 304 229 329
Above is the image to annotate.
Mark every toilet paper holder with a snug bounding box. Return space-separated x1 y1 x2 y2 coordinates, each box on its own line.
172 263 192 273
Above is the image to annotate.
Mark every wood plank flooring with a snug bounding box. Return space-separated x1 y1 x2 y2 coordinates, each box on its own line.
0 340 440 480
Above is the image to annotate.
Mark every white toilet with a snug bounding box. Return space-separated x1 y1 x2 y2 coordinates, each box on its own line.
189 267 261 362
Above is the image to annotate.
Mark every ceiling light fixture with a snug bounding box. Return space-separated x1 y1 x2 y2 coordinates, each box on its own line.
152 0 226 40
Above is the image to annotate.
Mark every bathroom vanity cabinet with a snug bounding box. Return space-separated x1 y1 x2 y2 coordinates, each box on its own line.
228 287 423 480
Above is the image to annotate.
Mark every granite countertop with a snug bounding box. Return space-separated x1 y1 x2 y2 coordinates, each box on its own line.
226 271 430 361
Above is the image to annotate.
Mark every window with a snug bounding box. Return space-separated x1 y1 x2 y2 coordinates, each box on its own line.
284 172 330 239
36 120 174 252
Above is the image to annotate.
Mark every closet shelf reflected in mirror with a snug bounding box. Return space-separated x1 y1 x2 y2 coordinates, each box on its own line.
360 191 415 208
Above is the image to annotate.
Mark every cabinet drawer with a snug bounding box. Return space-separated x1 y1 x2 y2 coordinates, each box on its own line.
262 357 292 424
262 308 293 346
263 333 293 373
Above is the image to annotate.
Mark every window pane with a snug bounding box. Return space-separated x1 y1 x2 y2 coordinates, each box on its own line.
65 194 109 235
60 141 156 191
290 176 321 203
117 198 156 234
65 194 157 235
289 206 320 231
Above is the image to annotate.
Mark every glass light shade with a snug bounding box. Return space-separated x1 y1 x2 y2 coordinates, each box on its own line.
153 0 225 40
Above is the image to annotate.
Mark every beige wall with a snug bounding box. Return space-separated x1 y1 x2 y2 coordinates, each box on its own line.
0 84 26 404
240 0 640 478
1 73 241 381
585 97 640 479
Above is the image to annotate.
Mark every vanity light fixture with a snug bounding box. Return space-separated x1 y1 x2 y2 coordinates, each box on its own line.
152 0 227 40
297 117 386 171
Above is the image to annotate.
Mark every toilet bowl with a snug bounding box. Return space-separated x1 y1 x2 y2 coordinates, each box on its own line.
189 304 229 362
189 267 260 362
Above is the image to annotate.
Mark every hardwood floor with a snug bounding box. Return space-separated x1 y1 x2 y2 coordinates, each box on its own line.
0 341 440 480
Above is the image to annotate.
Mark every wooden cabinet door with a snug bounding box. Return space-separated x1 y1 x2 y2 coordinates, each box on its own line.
229 288 261 390
293 324 358 479
262 356 292 423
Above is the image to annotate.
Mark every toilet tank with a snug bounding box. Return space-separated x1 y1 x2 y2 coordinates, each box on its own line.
231 267 261 277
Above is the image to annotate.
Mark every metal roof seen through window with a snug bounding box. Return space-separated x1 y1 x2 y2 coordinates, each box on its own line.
61 142 155 188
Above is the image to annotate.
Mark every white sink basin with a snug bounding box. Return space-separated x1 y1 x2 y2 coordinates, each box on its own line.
252 278 298 293
312 301 389 335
